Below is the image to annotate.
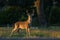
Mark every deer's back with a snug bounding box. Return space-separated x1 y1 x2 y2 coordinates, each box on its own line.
15 21 29 29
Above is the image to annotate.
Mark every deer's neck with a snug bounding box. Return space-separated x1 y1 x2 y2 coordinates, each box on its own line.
27 15 31 24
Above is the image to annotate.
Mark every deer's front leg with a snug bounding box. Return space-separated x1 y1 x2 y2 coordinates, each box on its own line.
26 27 30 36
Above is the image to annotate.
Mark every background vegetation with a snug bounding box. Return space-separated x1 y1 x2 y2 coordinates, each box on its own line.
0 0 60 27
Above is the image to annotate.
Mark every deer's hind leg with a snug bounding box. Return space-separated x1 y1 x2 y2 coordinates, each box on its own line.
10 24 18 36
16 24 20 33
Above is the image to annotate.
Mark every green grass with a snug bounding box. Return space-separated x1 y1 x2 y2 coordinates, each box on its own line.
0 26 60 38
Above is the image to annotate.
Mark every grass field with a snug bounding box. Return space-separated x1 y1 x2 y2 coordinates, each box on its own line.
0 26 60 38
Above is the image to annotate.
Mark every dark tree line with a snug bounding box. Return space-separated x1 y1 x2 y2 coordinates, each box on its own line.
44 0 60 26
0 0 36 25
0 0 60 26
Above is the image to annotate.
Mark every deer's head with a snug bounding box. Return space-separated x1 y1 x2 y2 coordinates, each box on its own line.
26 9 35 23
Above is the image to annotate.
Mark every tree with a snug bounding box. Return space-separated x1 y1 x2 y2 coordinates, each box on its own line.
34 0 47 27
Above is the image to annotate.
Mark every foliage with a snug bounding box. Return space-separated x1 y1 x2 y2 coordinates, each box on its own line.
0 6 28 24
45 6 60 24
50 6 60 24
0 0 60 26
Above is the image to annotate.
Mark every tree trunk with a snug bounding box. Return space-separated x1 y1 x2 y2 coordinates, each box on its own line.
34 0 41 26
34 0 47 27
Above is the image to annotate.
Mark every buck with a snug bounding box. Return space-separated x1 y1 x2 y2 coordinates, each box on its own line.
10 10 34 36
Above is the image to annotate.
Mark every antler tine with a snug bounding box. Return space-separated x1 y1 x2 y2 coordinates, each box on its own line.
26 10 30 15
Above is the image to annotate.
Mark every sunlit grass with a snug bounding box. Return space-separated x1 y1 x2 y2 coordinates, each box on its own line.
0 26 60 38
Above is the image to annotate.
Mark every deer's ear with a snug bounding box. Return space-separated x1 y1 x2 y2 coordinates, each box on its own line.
26 10 30 15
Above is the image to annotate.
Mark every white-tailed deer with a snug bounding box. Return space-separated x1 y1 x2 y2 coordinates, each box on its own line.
10 10 34 36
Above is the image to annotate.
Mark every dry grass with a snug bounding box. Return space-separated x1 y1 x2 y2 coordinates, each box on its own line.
0 27 60 38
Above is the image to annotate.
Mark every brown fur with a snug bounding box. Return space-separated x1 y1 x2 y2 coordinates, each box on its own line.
10 14 31 36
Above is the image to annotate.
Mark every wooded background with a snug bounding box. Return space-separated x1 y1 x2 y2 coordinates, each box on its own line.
0 0 60 27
